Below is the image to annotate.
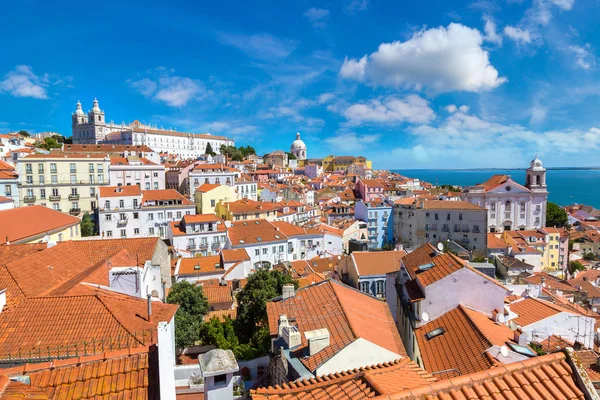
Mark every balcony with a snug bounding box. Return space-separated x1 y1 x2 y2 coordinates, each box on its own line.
68 194 80 200
199 243 208 250
442 227 450 232
461 238 470 244
117 219 128 226
23 196 36 204
69 208 81 215
48 195 61 201
187 243 197 250
211 242 221 250
462 227 470 233
288 247 294 254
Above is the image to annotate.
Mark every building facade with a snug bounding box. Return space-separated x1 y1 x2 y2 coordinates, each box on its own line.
354 198 394 249
71 99 234 156
289 132 307 162
18 153 110 215
108 156 165 189
394 200 487 253
188 164 238 195
462 156 548 233
0 160 18 207
168 214 228 257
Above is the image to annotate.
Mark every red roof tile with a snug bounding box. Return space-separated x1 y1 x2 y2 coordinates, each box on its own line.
0 206 80 245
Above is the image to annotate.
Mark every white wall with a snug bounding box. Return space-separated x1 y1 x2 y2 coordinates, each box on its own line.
158 320 176 400
519 311 596 349
421 268 507 325
316 338 401 376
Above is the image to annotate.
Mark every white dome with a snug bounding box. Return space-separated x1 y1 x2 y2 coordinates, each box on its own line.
530 155 544 170
75 100 85 116
290 132 306 151
91 98 101 113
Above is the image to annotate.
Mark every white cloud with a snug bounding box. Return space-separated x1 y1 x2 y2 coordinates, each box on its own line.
459 105 470 113
324 132 380 152
204 121 259 135
529 104 548 126
129 69 208 107
304 8 330 29
318 93 335 104
549 0 574 10
0 65 48 99
259 105 325 131
339 23 506 93
483 16 503 45
345 0 368 14
342 95 435 125
446 104 458 113
568 44 595 70
219 32 298 60
504 26 532 44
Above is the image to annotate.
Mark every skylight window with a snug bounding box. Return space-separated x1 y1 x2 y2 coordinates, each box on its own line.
255 221 260 224
256 237 262 242
194 265 200 270
239 239 245 244
425 327 445 340
275 235 280 239
506 342 536 357
417 263 435 273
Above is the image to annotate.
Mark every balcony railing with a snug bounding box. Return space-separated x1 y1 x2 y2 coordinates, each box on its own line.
69 208 81 215
462 227 470 233
68 194 80 200
187 244 197 250
461 238 470 244
23 196 36 203
49 195 61 201
117 219 128 226
211 243 221 250
199 243 208 250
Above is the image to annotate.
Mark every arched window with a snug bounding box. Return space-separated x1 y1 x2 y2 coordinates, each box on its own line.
505 200 511 208
536 175 541 185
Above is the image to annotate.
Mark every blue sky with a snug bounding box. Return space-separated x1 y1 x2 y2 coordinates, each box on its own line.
1 0 600 169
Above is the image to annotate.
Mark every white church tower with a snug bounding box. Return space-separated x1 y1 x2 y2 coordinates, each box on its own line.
290 132 307 160
72 98 107 144
525 154 547 192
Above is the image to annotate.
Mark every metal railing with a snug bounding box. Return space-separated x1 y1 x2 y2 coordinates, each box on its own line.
23 196 36 203
69 208 81 215
68 193 80 200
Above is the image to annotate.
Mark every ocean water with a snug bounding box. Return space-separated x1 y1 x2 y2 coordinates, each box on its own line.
391 169 600 208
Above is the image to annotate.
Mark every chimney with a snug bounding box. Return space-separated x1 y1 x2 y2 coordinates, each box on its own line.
513 328 527 346
278 314 289 336
282 284 295 299
147 294 152 322
282 325 301 349
305 328 330 356
0 289 6 314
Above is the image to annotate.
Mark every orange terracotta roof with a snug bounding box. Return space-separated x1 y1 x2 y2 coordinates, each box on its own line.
414 305 517 379
0 206 81 245
0 243 46 266
420 200 484 210
266 280 406 373
270 221 322 237
225 198 279 214
62 144 155 153
0 294 177 360
251 358 435 400
535 335 574 353
177 256 223 276
109 156 158 166
202 286 233 306
509 297 566 326
182 214 222 224
477 174 510 191
196 183 222 193
385 352 585 399
23 152 107 159
574 350 600 382
0 347 156 399
524 273 575 292
351 250 407 276
142 189 193 205
359 179 383 187
98 185 141 197
487 233 508 248
227 220 287 245
221 249 250 263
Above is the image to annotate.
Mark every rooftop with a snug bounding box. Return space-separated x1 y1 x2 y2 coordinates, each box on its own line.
0 206 81 245
351 250 407 277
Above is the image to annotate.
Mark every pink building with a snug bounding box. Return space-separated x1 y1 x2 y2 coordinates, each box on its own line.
356 178 384 201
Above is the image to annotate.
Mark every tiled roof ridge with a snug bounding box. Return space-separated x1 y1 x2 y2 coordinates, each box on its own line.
0 265 26 305
252 359 407 395
0 346 152 377
454 305 495 349
94 295 150 346
377 352 572 399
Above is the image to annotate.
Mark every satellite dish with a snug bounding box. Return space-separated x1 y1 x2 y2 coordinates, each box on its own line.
594 308 598 313
421 312 430 322
437 242 444 252
337 255 341 260
500 345 509 357
542 283 547 287
597 327 600 334
43 235 50 243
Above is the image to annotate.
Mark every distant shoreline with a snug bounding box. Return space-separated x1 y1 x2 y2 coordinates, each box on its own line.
392 167 600 172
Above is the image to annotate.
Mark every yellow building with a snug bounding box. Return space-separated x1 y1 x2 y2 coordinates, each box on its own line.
0 205 81 244
215 198 279 222
194 183 237 214
17 152 110 216
322 155 372 172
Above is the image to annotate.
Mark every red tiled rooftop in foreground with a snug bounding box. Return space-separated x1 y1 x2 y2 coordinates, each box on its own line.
251 358 436 400
351 250 407 276
0 206 81 245
386 352 585 400
266 280 405 373
0 346 157 399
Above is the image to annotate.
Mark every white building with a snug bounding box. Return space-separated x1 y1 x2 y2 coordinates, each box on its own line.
290 132 307 161
189 164 239 195
0 160 18 207
234 175 258 201
0 134 27 160
168 214 228 257
463 156 548 233
108 155 165 189
98 186 195 239
71 99 234 157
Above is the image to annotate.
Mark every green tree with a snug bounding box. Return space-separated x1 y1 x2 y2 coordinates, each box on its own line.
80 213 95 237
546 202 568 228
205 143 216 156
39 137 61 150
17 130 30 137
239 145 256 158
167 281 209 349
583 252 598 261
569 260 586 274
286 152 297 160
235 267 297 343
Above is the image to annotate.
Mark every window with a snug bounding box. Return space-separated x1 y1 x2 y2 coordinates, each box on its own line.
148 213 154 221
133 199 138 208
58 233 63 242
458 213 463 220
25 163 32 174
167 212 173 219
106 214 112 221
89 175 95 184
106 230 113 237
38 175 45 184
255 249 260 256
211 199 216 207
26 189 34 197
52 188 59 197
89 163 94 173
434 213 439 220
97 163 104 173
4 185 11 195
376 280 384 295
38 164 44 173
40 189 46 198
26 175 33 184
360 281 370 293
69 163 76 173
520 203 525 212
149 227 155 235
262 248 268 255
505 200 511 208
490 203 496 211
120 229 126 238
98 175 104 184
214 374 227 386
145 182 150 190
50 163 57 173
536 205 541 212
154 172 158 177
51 175 57 184
52 203 60 211
119 200 124 208
176 211 182 219
279 245 284 252
119 213 126 221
